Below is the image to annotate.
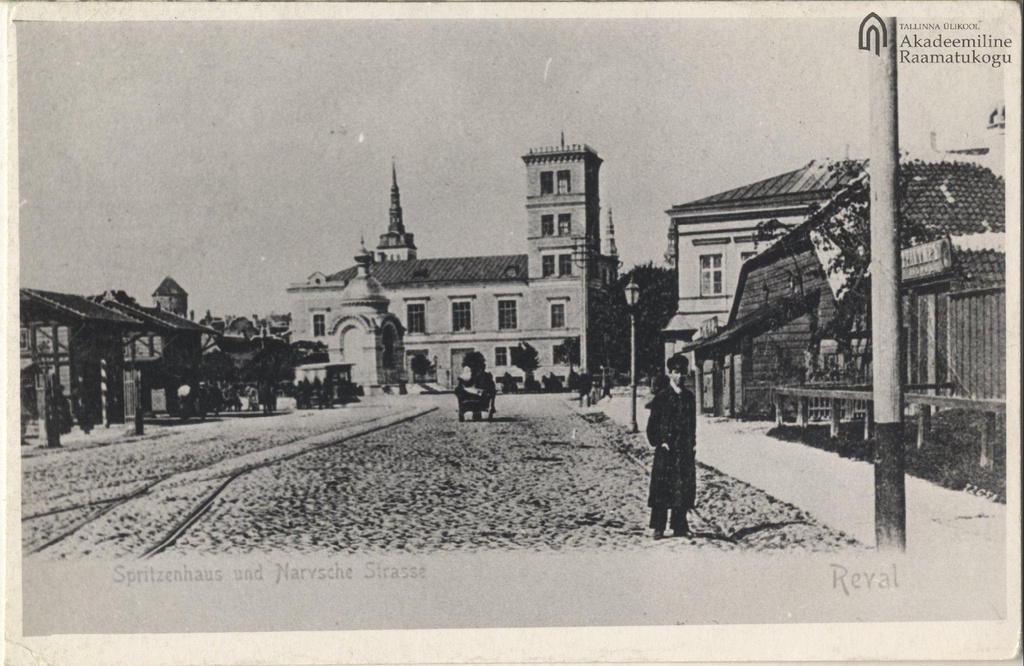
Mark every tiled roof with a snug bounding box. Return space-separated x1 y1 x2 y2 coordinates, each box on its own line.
101 299 214 333
327 255 529 286
900 161 1005 236
153 276 187 296
21 289 143 326
674 160 866 209
953 248 1005 289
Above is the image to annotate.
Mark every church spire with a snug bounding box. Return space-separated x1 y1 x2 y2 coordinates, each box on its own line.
388 160 404 234
377 161 417 261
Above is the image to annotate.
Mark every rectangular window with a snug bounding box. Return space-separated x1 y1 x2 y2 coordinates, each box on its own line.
406 303 426 334
557 170 571 194
542 255 556 277
494 347 508 367
452 301 472 332
20 328 30 351
541 214 554 236
497 300 518 330
313 314 326 337
557 213 572 236
558 254 573 277
553 344 569 365
700 254 724 296
540 171 554 195
550 303 566 329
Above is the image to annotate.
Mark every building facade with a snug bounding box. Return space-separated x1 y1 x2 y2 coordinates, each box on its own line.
288 142 620 390
661 160 863 365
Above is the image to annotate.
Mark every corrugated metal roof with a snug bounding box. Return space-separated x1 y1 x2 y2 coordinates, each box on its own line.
327 254 529 286
676 160 867 208
21 289 143 326
101 299 214 333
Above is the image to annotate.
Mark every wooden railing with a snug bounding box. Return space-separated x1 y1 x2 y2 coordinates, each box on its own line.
772 386 1005 468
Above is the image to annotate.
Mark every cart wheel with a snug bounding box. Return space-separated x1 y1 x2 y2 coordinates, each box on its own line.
472 411 481 421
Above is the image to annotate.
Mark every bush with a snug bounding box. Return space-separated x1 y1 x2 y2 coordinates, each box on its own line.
766 409 1005 502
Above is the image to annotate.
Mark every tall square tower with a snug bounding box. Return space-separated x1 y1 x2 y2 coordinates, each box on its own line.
522 142 603 281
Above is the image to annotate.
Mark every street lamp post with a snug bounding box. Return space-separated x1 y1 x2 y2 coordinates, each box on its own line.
571 235 594 374
624 277 640 434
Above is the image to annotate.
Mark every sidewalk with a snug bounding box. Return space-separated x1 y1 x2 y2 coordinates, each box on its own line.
591 390 1006 558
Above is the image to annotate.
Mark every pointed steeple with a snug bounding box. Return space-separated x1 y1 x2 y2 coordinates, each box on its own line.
601 207 619 258
377 162 417 261
388 160 404 234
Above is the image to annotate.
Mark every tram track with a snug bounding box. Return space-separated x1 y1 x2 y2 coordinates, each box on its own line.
26 406 437 559
141 406 438 559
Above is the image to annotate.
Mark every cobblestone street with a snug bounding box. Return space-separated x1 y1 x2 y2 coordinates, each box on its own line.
25 393 861 559
161 393 858 556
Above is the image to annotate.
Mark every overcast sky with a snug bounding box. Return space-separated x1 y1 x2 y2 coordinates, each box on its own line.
16 17 1005 316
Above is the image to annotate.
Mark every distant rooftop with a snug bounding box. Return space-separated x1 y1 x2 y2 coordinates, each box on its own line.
324 255 529 287
152 276 187 296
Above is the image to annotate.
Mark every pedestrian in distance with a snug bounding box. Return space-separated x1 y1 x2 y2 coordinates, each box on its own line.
311 377 323 410
644 353 697 540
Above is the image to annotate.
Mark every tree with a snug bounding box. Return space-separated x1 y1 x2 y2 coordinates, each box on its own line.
589 263 678 381
560 336 581 372
409 353 434 381
510 342 540 379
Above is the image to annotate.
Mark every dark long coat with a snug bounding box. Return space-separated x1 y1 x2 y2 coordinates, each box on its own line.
645 384 697 510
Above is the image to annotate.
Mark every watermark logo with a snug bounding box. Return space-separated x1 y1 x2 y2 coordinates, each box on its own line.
858 13 888 56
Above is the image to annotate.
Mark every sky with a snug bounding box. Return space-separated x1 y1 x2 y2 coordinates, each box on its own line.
15 16 1006 316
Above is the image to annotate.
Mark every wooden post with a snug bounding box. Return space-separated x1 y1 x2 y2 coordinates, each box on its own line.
774 391 783 427
797 396 808 428
916 404 931 449
131 341 144 436
695 357 705 415
43 370 61 448
868 15 906 551
864 401 874 441
830 398 841 438
100 358 109 428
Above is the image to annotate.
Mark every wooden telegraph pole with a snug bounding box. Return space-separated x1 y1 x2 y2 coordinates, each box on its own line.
868 15 906 551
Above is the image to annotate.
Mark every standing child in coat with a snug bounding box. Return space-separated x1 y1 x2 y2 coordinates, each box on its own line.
645 353 698 539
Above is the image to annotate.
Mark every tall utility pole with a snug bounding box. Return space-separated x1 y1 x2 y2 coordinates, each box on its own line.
868 15 906 551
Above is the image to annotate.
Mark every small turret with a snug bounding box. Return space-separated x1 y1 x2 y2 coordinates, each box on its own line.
152 277 188 317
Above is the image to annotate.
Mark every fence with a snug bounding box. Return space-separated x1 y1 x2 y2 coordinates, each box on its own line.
773 386 1005 468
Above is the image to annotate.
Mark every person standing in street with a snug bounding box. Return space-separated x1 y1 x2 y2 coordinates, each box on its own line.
645 353 697 539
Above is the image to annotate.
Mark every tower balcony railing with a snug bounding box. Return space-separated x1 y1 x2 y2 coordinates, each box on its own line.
526 143 595 155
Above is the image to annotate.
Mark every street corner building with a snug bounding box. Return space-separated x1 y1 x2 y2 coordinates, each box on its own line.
287 142 622 392
659 151 1003 420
